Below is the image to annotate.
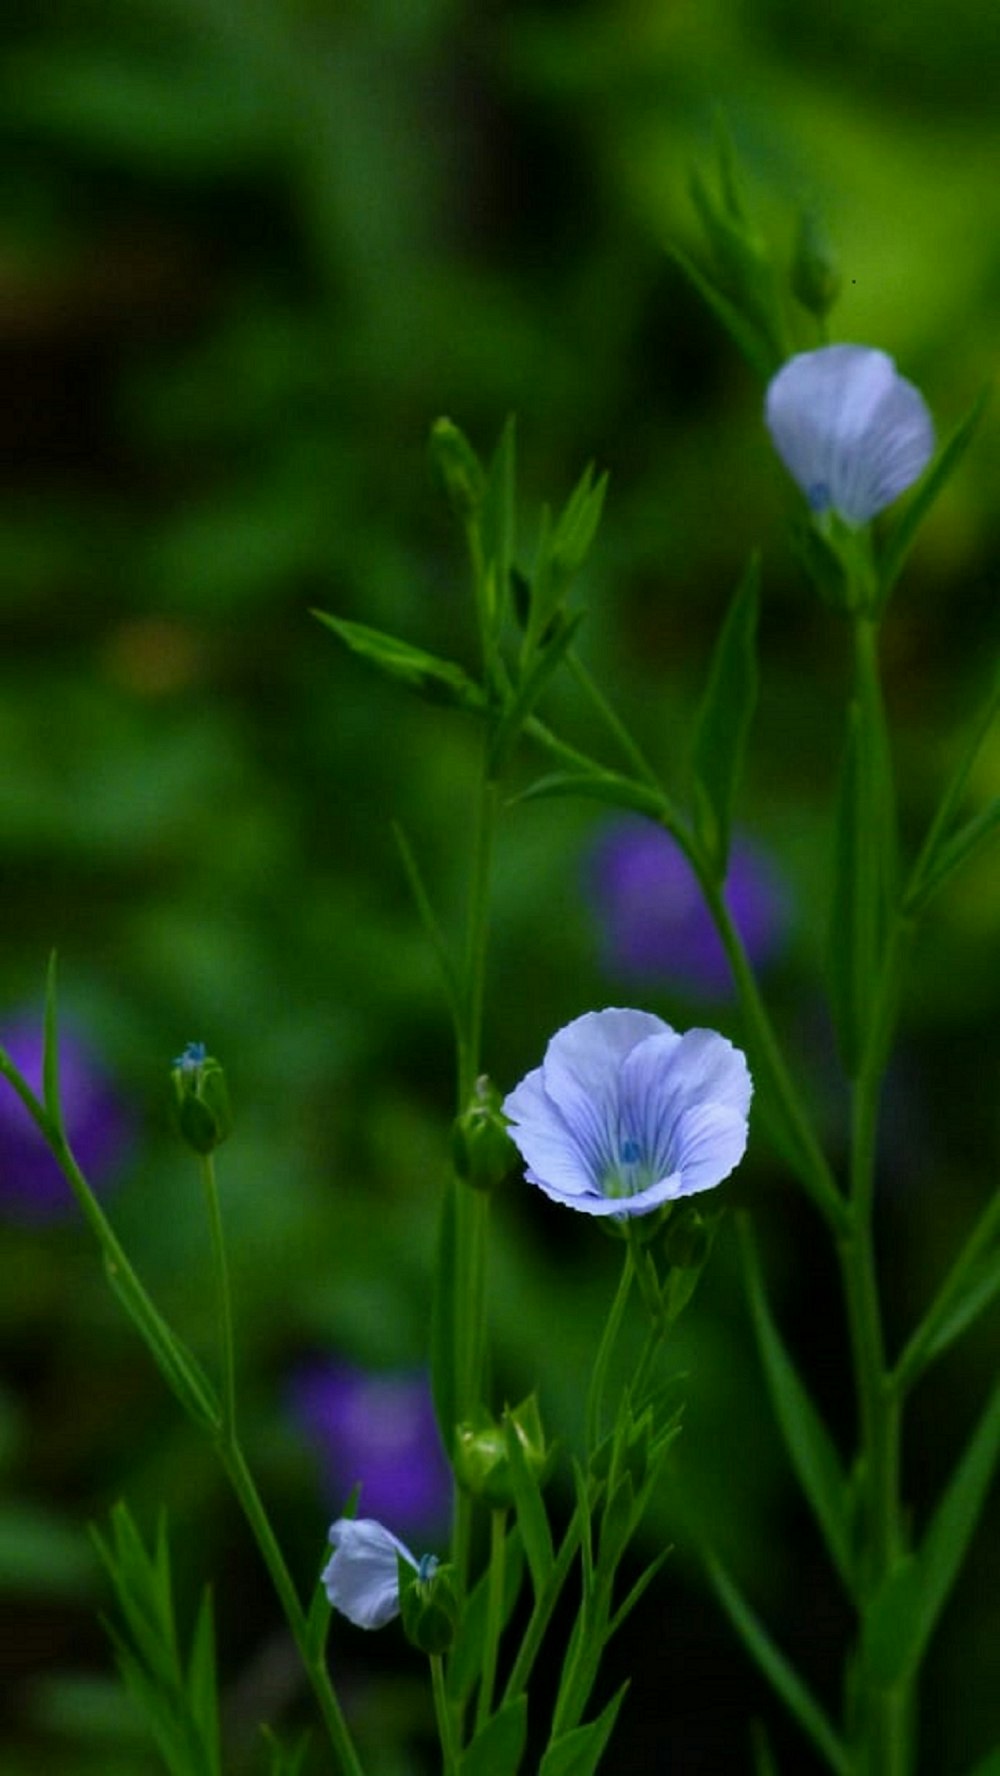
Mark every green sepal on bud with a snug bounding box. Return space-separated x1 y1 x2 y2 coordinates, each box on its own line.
398 1554 459 1655
454 1396 553 1508
429 418 486 519
171 1043 232 1155
659 1201 724 1325
790 208 841 321
451 1076 517 1192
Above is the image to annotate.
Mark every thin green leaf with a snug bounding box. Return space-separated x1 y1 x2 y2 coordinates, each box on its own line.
904 659 1000 914
447 1530 524 1707
538 1681 629 1776
707 1553 849 1776
187 1591 221 1776
962 1751 1000 1776
906 794 1000 915
513 767 678 830
924 1248 1000 1364
42 951 65 1137
667 244 776 380
480 416 517 621
739 1219 854 1594
391 822 462 1034
878 387 991 608
504 1411 554 1599
261 1726 311 1776
457 1695 528 1776
305 1566 333 1665
863 1373 1000 1686
750 1719 781 1776
489 609 586 775
571 1459 595 1603
430 1181 459 1456
607 1547 670 1640
311 611 486 714
691 557 760 873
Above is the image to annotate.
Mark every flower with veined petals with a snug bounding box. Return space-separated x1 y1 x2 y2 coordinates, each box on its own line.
502 1009 751 1218
765 345 934 525
322 1518 434 1629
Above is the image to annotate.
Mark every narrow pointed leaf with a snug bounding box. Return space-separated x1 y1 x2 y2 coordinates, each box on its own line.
513 767 679 831
457 1696 528 1776
963 1752 1000 1776
607 1548 670 1639
906 794 1000 915
489 610 586 775
667 244 777 380
739 1220 854 1594
707 1553 849 1776
750 1719 781 1776
863 1373 1000 1686
447 1530 524 1706
311 611 486 713
924 1248 1000 1365
187 1591 221 1776
878 387 990 607
305 1567 333 1665
480 416 517 620
392 822 462 1034
504 1411 554 1598
904 660 1000 914
691 557 760 873
538 1681 629 1776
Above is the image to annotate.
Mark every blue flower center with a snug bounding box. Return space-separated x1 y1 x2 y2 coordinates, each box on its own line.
417 1553 438 1583
605 1129 651 1199
807 480 831 512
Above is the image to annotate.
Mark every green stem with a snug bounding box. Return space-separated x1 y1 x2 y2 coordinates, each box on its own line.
432 1653 459 1776
219 1444 365 1776
585 1249 634 1454
697 871 849 1237
200 1153 237 1446
502 1507 586 1705
476 1509 508 1733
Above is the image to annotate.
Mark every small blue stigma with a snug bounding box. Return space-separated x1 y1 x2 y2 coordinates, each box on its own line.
417 1553 439 1583
174 1040 207 1073
620 1136 641 1166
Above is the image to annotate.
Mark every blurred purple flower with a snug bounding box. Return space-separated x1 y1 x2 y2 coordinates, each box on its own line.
0 1015 132 1223
588 818 788 997
288 1362 451 1539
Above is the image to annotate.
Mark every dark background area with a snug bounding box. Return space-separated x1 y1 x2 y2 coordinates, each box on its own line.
1 2 999 1771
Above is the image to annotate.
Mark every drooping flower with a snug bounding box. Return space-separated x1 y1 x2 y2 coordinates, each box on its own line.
323 1517 428 1629
288 1363 451 1538
587 818 788 997
765 345 934 524
502 1009 751 1217
0 1015 132 1223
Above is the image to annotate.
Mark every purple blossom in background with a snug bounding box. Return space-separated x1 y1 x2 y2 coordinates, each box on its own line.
588 818 788 997
0 1015 132 1223
503 1009 752 1217
289 1362 451 1539
765 345 934 525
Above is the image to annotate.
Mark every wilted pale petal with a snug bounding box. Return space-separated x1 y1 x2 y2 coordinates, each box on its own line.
503 1010 751 1217
322 1518 416 1629
765 345 934 524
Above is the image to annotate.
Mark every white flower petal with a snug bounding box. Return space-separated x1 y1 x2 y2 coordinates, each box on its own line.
765 345 934 524
322 1518 416 1629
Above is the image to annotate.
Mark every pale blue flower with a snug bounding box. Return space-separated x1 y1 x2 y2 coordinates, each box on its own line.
502 1009 751 1217
765 345 934 524
323 1518 426 1629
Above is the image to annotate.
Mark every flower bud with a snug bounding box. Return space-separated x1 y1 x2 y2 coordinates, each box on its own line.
790 209 841 320
171 1042 232 1155
453 1397 552 1508
451 1076 517 1192
399 1554 459 1655
429 418 485 519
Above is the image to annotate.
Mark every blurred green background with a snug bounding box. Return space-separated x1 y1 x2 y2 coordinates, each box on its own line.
1 1 999 1771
